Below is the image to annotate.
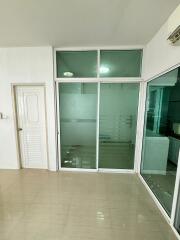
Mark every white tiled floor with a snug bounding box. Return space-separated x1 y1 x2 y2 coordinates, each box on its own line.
0 170 178 240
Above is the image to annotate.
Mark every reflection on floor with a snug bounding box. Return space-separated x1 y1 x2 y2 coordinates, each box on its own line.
0 170 178 240
99 143 134 169
142 161 177 215
61 145 96 169
61 143 134 169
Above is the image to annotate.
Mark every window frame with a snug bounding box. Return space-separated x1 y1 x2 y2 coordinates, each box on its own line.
54 47 144 81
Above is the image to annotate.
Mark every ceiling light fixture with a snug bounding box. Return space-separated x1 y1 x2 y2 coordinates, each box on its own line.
100 66 110 74
63 72 74 77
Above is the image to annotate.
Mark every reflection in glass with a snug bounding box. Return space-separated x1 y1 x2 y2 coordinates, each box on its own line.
56 51 97 78
99 83 139 169
100 50 142 77
59 83 97 169
141 67 180 215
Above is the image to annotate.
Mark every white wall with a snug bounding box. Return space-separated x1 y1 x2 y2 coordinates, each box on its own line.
0 47 57 170
0 8 180 171
142 20 180 80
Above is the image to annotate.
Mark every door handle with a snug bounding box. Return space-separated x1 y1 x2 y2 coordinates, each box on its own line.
18 128 23 131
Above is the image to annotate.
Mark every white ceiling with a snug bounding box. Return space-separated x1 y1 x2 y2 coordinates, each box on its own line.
0 0 179 47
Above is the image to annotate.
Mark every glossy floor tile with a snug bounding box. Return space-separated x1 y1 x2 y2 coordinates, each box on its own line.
0 170 178 240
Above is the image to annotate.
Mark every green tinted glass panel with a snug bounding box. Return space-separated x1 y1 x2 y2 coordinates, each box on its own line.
99 83 139 169
59 83 97 169
100 50 142 77
141 67 180 216
56 51 97 78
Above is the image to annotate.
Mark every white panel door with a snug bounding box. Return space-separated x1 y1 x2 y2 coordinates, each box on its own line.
15 86 48 169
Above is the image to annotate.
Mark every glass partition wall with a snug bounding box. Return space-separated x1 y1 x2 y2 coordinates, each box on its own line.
56 49 142 171
56 51 180 236
141 67 180 217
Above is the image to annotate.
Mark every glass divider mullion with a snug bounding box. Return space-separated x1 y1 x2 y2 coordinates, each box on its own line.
96 82 100 170
56 82 61 170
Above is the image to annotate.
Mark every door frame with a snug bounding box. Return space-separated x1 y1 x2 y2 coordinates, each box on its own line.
12 83 49 169
56 79 145 173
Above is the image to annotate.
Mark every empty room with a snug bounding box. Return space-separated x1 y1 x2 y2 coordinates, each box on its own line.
0 0 180 239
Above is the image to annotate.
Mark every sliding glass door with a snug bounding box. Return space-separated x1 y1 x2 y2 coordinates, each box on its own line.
99 83 140 169
58 83 97 169
58 82 140 171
